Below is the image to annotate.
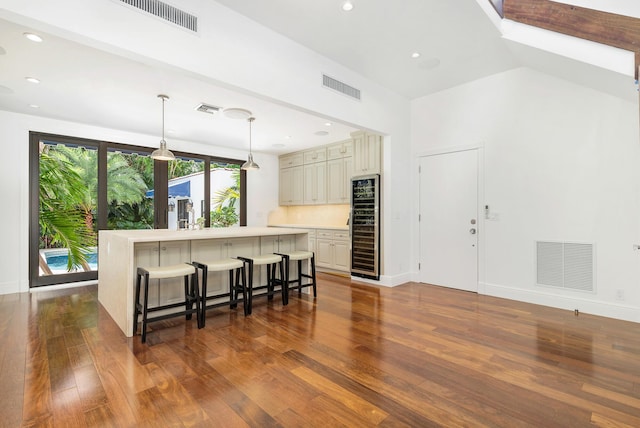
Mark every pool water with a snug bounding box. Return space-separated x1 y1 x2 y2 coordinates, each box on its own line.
45 251 98 271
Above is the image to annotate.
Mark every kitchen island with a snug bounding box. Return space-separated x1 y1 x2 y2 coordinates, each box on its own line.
98 227 309 337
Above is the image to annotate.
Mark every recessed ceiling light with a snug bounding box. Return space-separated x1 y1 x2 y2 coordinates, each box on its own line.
411 52 421 59
25 77 40 84
272 143 286 148
341 1 354 12
314 131 329 136
325 122 332 127
23 32 43 42
284 135 292 139
29 104 39 109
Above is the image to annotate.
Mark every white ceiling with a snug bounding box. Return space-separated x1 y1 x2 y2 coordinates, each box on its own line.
0 0 636 155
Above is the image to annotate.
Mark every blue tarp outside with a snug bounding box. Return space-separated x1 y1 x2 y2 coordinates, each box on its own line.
145 181 190 198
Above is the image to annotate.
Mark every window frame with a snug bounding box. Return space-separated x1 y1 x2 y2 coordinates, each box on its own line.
29 131 246 288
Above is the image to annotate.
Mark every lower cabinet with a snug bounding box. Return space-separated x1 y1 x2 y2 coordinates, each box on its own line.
261 235 298 280
315 230 350 272
191 237 260 298
134 240 191 307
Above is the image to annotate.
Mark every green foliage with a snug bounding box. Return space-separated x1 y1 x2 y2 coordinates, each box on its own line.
210 206 239 228
39 150 94 271
210 167 240 228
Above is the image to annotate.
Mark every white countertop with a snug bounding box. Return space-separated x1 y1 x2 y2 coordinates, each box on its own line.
269 224 349 231
99 226 310 243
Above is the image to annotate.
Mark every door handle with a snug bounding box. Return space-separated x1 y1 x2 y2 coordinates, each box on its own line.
469 228 476 235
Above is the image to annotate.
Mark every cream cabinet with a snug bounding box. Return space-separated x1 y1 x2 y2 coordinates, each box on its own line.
352 131 381 175
279 152 303 169
315 229 350 272
327 140 353 204
327 140 353 160
279 151 304 205
279 165 303 205
303 161 327 204
191 237 260 298
134 240 191 307
261 234 298 279
303 148 327 205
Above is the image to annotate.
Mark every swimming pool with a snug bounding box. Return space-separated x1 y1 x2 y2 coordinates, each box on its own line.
43 248 98 272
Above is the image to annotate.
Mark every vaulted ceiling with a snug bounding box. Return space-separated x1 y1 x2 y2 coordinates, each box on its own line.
0 0 637 155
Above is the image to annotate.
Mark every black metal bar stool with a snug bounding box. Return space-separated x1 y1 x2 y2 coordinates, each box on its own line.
133 263 200 343
191 258 247 326
237 254 285 314
276 251 317 305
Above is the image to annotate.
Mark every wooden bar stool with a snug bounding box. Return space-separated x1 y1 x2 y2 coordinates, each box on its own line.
191 258 247 326
133 263 200 343
277 251 317 305
237 254 285 314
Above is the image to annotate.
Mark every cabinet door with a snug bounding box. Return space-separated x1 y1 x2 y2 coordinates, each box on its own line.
134 242 160 308
159 240 191 305
353 133 381 175
304 162 327 205
333 240 350 272
227 236 261 288
279 168 293 205
290 166 304 205
280 166 304 206
327 158 345 204
316 239 333 268
191 239 229 296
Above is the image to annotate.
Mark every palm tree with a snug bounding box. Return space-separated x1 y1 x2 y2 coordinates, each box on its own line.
50 147 148 231
211 167 240 227
39 151 93 271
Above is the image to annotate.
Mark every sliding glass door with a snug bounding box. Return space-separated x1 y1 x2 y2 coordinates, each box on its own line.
30 132 245 287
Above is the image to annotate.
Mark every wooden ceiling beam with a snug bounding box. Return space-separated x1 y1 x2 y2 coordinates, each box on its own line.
503 0 640 79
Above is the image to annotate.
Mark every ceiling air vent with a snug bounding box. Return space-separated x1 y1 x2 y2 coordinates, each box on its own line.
118 0 198 32
322 74 361 100
195 103 222 115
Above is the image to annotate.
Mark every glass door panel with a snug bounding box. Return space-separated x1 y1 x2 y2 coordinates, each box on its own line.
37 140 98 279
168 157 205 230
210 162 241 228
106 149 154 230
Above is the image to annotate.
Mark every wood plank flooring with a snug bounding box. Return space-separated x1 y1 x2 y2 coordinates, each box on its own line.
2 273 640 427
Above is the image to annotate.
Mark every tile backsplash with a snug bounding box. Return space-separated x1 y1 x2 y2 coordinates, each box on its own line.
268 205 350 227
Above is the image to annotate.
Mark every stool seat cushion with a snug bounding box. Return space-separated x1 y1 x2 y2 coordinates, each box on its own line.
195 258 244 271
248 254 283 265
140 264 195 279
281 251 314 261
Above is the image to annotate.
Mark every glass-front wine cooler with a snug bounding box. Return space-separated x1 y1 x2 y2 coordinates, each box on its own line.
350 174 380 280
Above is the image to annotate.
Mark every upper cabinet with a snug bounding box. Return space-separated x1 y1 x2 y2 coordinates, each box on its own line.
279 132 381 206
279 152 303 206
303 148 327 205
326 140 353 204
351 131 382 176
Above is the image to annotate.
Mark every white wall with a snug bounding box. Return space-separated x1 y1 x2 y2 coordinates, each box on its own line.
0 0 413 286
0 110 278 294
411 67 640 322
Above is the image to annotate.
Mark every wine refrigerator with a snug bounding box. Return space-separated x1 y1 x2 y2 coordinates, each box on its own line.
350 174 380 280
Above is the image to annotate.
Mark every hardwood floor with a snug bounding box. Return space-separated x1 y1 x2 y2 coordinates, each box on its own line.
2 273 640 427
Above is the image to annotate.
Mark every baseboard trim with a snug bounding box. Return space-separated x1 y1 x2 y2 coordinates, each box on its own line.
481 281 640 323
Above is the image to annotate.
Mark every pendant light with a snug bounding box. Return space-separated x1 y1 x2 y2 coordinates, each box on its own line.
241 117 259 171
151 94 175 161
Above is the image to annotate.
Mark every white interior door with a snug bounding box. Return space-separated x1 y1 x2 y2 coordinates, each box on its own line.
419 150 478 292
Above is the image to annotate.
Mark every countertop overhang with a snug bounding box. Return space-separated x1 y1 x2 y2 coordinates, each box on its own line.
99 226 310 243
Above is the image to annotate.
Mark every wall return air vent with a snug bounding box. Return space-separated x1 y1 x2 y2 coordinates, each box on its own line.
118 0 198 32
322 74 361 100
536 241 595 292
